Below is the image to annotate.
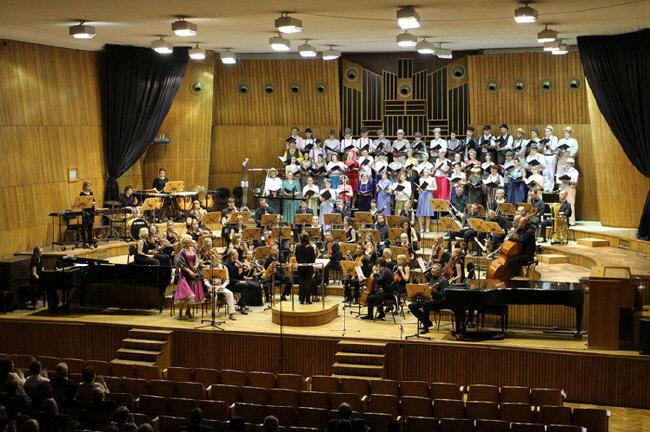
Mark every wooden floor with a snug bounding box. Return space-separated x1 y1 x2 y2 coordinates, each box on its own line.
566 402 650 432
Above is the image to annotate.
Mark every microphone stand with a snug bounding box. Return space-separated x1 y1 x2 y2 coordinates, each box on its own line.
195 266 226 331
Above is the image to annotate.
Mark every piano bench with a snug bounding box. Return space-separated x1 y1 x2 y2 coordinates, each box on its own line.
479 305 509 332
432 309 455 331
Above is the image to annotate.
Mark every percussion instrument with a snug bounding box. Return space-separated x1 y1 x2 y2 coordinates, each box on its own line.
126 218 148 240
173 191 198 213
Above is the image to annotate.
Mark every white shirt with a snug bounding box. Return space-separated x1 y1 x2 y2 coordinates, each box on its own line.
324 138 341 153
557 137 579 157
392 181 412 201
525 153 546 171
392 139 410 152
429 138 447 153
434 158 451 177
419 175 437 191
416 161 434 174
542 134 559 155
356 137 372 152
326 161 345 174
372 138 392 154
292 134 305 150
484 173 504 187
263 176 283 195
340 138 357 153
303 184 320 198
558 166 579 187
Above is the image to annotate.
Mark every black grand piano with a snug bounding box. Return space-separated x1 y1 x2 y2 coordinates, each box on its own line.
40 256 172 312
444 279 585 340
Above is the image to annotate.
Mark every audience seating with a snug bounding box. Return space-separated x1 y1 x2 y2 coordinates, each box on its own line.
38 355 61 371
467 384 500 403
156 415 187 432
340 377 370 396
439 417 474 432
296 407 330 429
364 412 394 432
248 371 276 389
270 388 300 407
572 407 610 432
367 394 400 417
138 394 168 418
197 400 230 421
86 359 112 376
167 397 197 418
510 422 546 432
371 379 399 396
500 403 535 423
11 354 35 370
240 385 269 404
61 357 86 374
110 362 136 378
276 373 305 391
309 375 340 393
122 377 149 398
193 367 220 387
431 382 463 401
136 364 161 380
176 381 206 400
465 401 499 420
401 395 433 417
209 383 240 404
107 392 135 411
104 375 123 393
300 391 330 409
220 368 248 386
329 392 363 413
538 405 572 425
475 419 510 432
434 399 465 419
531 388 565 407
547 426 587 432
164 366 193 382
400 380 430 398
149 379 176 397
500 386 532 404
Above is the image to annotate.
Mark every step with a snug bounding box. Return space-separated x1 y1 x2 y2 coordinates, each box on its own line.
335 352 385 366
577 238 609 247
122 338 168 351
110 358 157 367
332 362 384 378
538 254 568 264
332 374 384 381
337 340 387 355
116 348 162 362
127 328 173 341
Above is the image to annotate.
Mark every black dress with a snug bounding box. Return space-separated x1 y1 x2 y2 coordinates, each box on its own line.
152 177 168 191
79 191 95 244
295 244 317 303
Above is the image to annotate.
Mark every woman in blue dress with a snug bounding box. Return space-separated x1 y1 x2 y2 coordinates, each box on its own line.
356 171 373 212
282 170 301 223
375 171 393 216
507 158 528 205
416 168 437 232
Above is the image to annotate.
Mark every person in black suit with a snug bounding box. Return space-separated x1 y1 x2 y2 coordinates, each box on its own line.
254 198 277 227
152 168 168 192
180 407 213 432
225 249 252 315
508 217 537 277
261 244 292 302
361 258 394 320
540 190 571 242
322 233 342 285
327 403 368 432
79 180 96 247
294 233 318 304
409 263 449 333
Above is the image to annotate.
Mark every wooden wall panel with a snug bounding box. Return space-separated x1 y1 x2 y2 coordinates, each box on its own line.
142 54 214 189
586 85 650 227
0 41 106 258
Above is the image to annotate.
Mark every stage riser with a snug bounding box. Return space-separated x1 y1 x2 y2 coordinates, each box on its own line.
570 229 650 255
1 320 648 409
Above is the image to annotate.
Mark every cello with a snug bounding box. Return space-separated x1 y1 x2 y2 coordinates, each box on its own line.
486 218 529 280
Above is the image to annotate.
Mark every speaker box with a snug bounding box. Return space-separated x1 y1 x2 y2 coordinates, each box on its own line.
640 317 650 355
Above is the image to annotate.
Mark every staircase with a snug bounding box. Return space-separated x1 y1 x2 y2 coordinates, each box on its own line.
111 328 173 370
332 340 387 379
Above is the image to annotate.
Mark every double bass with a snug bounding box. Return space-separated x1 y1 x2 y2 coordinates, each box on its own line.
486 219 529 280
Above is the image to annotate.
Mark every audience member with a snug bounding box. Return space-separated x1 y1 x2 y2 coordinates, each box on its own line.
50 363 78 406
17 419 39 432
229 416 245 432
180 407 213 432
37 398 79 432
262 415 279 432
75 366 109 403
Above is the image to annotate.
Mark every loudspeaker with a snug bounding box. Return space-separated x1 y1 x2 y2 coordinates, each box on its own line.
640 317 650 355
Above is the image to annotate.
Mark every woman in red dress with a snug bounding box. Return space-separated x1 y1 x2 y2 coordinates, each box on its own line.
344 151 360 205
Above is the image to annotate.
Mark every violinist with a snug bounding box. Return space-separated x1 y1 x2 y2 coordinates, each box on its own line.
507 216 537 277
165 220 181 247
241 250 264 306
322 233 342 286
229 215 247 242
147 224 174 257
393 254 411 296
224 249 252 315
449 203 481 255
397 233 414 258
221 197 239 240
361 258 394 321
198 237 216 263
381 248 396 271
342 244 365 304
187 218 210 242
229 233 248 261
481 209 512 252
262 244 292 302
374 214 389 246
189 200 207 223
408 263 449 333
401 220 419 251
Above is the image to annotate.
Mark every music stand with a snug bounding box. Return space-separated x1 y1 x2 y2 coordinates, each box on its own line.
354 212 373 228
196 268 228 330
497 203 516 217
388 228 405 244
439 217 463 233
386 215 405 227
391 246 410 260
324 213 343 228
331 229 347 242
229 211 251 225
404 283 432 339
332 260 364 335
304 227 321 240
254 246 271 261
203 211 221 228
261 214 279 227
164 181 185 193
294 213 313 226
429 199 450 234
340 243 358 259
243 228 262 243
73 195 94 210
359 229 380 244
141 197 164 223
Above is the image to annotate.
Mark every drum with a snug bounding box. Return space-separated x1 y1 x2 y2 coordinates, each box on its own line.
173 192 198 212
202 191 217 211
126 218 148 240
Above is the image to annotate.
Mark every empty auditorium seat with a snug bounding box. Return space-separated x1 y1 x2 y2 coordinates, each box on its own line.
467 384 499 402
234 402 266 424
433 399 464 419
198 400 230 421
61 357 86 374
220 369 247 386
500 386 531 404
11 354 35 370
538 405 572 425
110 362 136 378
400 380 430 398
367 394 399 417
248 371 276 389
364 412 395 432
38 356 61 371
531 388 565 406
138 394 168 418
475 419 509 432
309 375 340 393
270 388 300 407
240 385 269 404
107 392 135 411
500 403 534 423
104 376 123 393
168 397 198 418
370 379 399 396
340 377 370 396
404 415 439 432
430 382 463 401
465 401 499 420
165 366 193 382
86 360 111 377
193 368 220 388
296 407 330 429
209 383 240 404
300 391 330 410
176 381 206 400
149 379 176 398
510 422 546 432
329 392 363 413
571 407 610 432
276 373 304 391
122 377 149 397
265 404 297 427
157 415 188 432
439 418 474 432
135 364 160 380
131 412 150 426
400 396 433 418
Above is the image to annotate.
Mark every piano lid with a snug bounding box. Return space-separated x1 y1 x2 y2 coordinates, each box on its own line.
456 279 586 291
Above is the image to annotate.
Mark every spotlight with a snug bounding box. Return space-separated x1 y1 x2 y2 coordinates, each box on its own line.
537 25 558 43
269 34 291 51
218 50 236 64
69 21 96 39
396 31 417 47
189 44 205 60
416 39 435 55
514 1 538 24
275 12 303 34
322 47 341 60
552 43 568 55
543 40 560 52
151 37 173 54
172 17 197 37
298 41 317 58
397 7 420 30
437 47 453 59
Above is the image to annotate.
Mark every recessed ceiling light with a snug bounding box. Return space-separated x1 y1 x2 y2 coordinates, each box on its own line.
322 47 341 60
537 25 558 43
514 1 538 24
397 7 420 30
269 34 291 51
396 31 417 47
220 50 237 64
552 43 568 55
172 17 197 37
437 47 453 59
69 21 96 39
298 41 317 58
543 40 561 52
151 37 173 54
189 44 205 60
275 12 303 34
416 39 435 55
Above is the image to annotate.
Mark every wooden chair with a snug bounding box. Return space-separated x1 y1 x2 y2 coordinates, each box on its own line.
465 401 498 420
220 369 247 387
510 422 546 432
439 418 474 432
531 388 565 407
370 379 399 396
430 382 462 401
157 415 188 432
61 358 86 374
197 399 230 421
137 394 168 418
10 354 35 370
193 368 220 388
38 356 61 372
234 402 266 425
110 362 136 378
86 360 112 377
208 383 240 404
296 407 330 429
309 375 340 393
135 364 161 380
299 391 330 410
363 412 395 432
276 373 304 391
500 403 534 423
367 394 399 417
467 384 499 403
121 377 149 398
176 381 205 400
433 399 465 419
339 377 370 396
500 386 530 404
400 396 433 418
329 392 363 414
475 419 510 432
400 380 430 398
248 371 276 389
131 412 150 426
103 376 123 393
265 404 297 427
167 397 198 418
149 379 176 398
107 392 135 411
571 408 610 432
269 388 300 407
403 416 439 432
537 405 572 425
240 386 269 404
164 366 193 382
547 426 586 432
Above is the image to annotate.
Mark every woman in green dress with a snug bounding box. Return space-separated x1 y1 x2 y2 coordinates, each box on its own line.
282 170 302 223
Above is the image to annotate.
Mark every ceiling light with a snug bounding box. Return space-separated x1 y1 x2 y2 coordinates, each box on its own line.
172 18 197 37
220 50 237 64
514 1 538 24
322 47 341 61
552 43 568 55
298 41 317 58
396 31 417 47
416 39 435 55
189 44 205 60
69 22 96 39
151 37 173 54
275 12 303 34
397 7 421 30
437 47 453 59
537 25 558 43
269 34 291 51
543 40 561 52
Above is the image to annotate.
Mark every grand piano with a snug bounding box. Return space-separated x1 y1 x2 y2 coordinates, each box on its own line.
444 279 585 340
40 256 172 312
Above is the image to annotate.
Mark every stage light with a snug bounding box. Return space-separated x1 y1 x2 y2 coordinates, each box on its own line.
437 47 453 59
275 12 303 34
537 25 557 43
172 18 197 37
298 41 317 58
269 34 291 51
397 7 420 30
396 31 417 47
189 44 205 60
543 40 561 52
514 1 538 23
220 50 237 64
416 39 435 55
69 21 96 39
322 47 341 60
552 43 568 55
151 37 173 54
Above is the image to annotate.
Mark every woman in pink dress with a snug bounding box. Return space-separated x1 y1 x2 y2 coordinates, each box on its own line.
434 148 451 200
174 236 204 320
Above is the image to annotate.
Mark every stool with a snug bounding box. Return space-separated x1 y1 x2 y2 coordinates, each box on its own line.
479 305 508 332
432 309 456 331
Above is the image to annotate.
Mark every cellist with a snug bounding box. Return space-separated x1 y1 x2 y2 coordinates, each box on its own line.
507 217 537 277
361 258 394 321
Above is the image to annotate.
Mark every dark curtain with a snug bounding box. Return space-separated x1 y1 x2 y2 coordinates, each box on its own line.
578 29 650 239
102 44 188 200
